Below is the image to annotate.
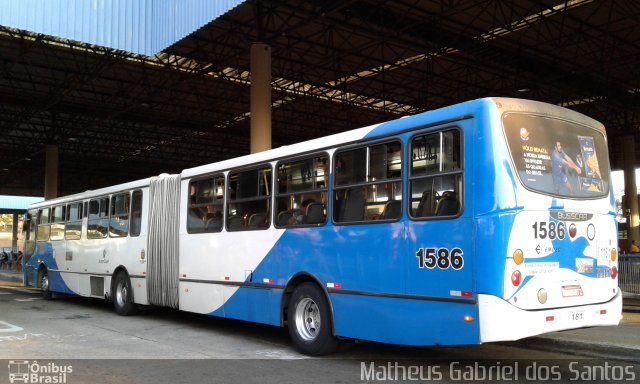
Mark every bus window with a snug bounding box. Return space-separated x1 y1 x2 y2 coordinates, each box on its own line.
410 129 462 218
333 140 402 223
26 209 37 241
130 190 143 237
502 113 610 198
36 207 50 241
188 176 224 233
50 205 66 241
109 193 131 237
65 202 82 240
87 198 109 239
275 154 328 227
227 167 271 230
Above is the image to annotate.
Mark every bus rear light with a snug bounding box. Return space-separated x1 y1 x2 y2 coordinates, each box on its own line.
600 310 607 315
463 315 475 322
546 316 554 322
511 270 522 286
610 267 617 279
610 249 617 262
513 249 524 265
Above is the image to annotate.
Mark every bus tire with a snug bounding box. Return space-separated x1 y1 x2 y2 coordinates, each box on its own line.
288 282 338 356
113 272 138 316
39 268 52 300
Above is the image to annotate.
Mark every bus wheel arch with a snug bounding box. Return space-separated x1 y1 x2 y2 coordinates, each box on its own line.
283 274 339 355
111 268 138 316
38 265 52 300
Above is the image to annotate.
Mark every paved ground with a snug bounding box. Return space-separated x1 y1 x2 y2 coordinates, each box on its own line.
0 270 638 383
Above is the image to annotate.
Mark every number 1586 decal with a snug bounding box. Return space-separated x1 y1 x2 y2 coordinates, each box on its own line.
416 247 464 270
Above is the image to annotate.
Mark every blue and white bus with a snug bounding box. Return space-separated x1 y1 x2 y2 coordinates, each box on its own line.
22 98 621 355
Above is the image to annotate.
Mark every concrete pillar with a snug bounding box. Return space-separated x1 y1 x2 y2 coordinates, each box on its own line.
44 144 59 200
250 42 271 154
12 213 18 250
623 135 639 249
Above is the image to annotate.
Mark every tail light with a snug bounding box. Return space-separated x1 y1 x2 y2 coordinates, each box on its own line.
511 270 522 286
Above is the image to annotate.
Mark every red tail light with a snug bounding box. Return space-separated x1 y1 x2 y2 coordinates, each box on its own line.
610 266 617 279
511 270 522 286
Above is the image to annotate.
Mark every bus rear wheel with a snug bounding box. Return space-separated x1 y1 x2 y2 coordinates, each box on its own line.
113 272 138 316
288 282 338 356
39 269 52 300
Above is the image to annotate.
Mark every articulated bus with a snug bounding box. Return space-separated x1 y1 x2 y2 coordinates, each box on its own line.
22 98 621 355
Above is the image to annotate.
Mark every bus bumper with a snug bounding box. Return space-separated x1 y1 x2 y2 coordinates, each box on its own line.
477 291 622 343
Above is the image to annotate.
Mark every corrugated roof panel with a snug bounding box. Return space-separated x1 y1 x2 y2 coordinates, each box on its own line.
0 0 245 56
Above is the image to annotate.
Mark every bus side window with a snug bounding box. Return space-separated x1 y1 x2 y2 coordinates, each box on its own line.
109 193 130 237
130 190 143 237
50 205 66 241
87 198 109 239
333 140 402 223
275 154 328 227
65 202 82 240
409 129 462 219
227 167 271 231
36 207 51 241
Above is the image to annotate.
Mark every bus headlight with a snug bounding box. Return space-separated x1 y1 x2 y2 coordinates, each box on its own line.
537 288 547 304
511 270 522 286
513 249 524 265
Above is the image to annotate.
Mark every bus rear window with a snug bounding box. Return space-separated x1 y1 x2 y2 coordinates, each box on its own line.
503 113 610 198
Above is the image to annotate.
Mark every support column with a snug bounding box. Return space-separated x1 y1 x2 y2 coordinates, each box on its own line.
623 135 639 249
44 144 59 200
12 213 18 251
250 42 271 154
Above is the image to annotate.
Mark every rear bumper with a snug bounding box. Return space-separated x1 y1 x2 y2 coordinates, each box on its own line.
478 291 622 343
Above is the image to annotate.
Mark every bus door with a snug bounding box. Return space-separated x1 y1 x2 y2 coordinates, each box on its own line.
22 209 37 286
406 128 475 302
83 197 111 295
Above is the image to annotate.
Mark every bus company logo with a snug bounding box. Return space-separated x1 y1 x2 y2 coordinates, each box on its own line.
8 360 73 383
551 211 593 222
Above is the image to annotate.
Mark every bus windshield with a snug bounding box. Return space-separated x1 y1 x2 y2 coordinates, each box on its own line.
503 112 610 199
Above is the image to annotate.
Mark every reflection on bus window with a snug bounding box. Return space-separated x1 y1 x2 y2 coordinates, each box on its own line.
275 155 328 227
65 202 83 240
36 207 50 241
227 167 271 230
410 129 462 218
333 141 402 223
50 205 66 241
109 193 131 237
88 198 109 239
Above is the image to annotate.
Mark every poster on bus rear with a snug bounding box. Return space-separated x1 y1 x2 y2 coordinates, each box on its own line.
502 112 609 199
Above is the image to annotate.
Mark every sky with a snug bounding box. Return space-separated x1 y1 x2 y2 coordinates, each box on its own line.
611 169 640 201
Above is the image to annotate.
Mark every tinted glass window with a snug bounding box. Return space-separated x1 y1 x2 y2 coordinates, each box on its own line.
503 113 609 198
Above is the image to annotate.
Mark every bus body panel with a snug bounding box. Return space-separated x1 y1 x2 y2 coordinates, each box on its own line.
22 97 621 350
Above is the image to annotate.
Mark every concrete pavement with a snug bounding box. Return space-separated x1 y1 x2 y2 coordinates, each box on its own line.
1 269 638 361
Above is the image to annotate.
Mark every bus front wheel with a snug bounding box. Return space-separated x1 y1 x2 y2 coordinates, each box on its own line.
113 272 138 316
39 269 52 300
288 282 338 356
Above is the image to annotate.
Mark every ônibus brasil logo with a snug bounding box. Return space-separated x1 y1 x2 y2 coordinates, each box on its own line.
8 360 72 383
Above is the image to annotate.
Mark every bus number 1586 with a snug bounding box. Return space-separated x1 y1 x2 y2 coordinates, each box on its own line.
532 221 566 240
416 248 464 270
